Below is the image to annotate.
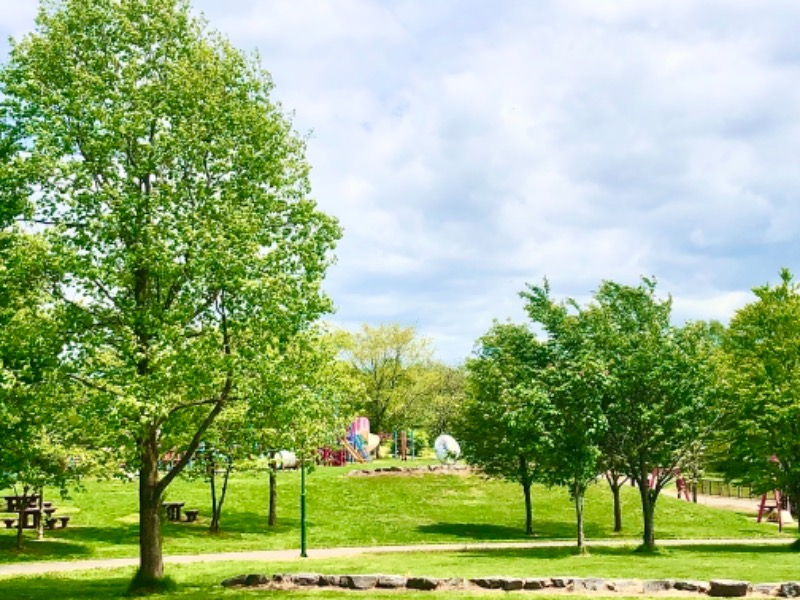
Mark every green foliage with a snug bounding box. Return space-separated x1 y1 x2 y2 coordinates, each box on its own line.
717 269 800 530
523 282 609 549
457 321 553 534
343 324 434 433
1 0 340 577
570 278 717 548
0 229 87 509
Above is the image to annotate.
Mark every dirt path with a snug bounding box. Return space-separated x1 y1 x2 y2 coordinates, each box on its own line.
0 537 792 578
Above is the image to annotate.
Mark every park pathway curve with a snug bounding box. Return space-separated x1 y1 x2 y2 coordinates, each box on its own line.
0 537 792 578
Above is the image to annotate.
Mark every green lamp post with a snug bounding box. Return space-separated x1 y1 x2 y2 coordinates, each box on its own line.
300 458 307 557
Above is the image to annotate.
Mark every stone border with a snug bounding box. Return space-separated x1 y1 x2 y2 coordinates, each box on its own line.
222 573 800 597
348 465 471 476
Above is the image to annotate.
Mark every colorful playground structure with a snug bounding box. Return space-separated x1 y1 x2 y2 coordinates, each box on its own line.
319 417 381 466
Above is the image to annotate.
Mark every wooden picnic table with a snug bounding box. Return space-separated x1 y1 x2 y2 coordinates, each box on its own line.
2 495 70 530
162 502 185 522
3 495 39 513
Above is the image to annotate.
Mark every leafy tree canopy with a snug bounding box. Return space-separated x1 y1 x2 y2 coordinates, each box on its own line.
1 0 341 584
717 268 800 533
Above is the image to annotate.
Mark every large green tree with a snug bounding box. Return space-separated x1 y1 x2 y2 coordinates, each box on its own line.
581 280 716 550
249 327 359 527
523 283 609 552
717 269 800 535
0 232 87 549
344 324 432 434
458 322 552 536
1 0 340 588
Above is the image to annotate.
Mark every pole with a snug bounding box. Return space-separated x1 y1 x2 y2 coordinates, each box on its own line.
300 459 307 557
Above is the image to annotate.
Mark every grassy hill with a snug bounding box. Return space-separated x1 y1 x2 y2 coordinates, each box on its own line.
0 459 789 563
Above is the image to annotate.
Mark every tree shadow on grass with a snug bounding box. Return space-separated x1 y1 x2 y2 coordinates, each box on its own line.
0 535 92 563
660 543 799 555
417 521 577 540
0 572 134 600
52 524 140 546
161 510 298 539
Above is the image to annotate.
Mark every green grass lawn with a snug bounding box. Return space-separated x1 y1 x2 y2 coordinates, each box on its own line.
2 543 800 599
0 459 791 565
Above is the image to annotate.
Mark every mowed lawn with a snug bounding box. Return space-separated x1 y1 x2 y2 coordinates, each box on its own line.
3 545 800 600
0 460 791 564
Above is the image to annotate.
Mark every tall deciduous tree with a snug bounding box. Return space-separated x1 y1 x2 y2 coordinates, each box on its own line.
717 269 800 536
583 280 716 550
0 232 87 549
249 327 359 527
523 283 608 552
1 0 340 588
458 322 552 536
344 324 432 434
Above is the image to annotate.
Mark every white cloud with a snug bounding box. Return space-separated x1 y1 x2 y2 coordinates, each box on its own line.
3 0 800 362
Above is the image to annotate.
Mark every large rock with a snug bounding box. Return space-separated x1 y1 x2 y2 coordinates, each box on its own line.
572 578 608 591
752 583 781 596
470 577 505 589
376 575 407 589
611 579 641 593
244 573 269 586
320 574 343 587
293 573 321 586
342 575 378 590
524 578 551 590
674 580 710 593
643 579 674 593
406 577 439 590
501 578 525 591
709 579 750 597
221 574 248 588
551 577 574 588
780 582 800 597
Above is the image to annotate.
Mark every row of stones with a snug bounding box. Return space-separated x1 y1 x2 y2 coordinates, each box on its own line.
349 464 470 476
222 573 800 597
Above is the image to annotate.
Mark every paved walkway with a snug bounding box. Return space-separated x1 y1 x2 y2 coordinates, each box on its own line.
0 537 792 578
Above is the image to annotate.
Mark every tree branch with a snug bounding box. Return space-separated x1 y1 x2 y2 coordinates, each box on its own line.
156 376 231 495
68 374 123 397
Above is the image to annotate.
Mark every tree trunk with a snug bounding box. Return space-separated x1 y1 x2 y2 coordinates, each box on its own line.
574 484 586 553
638 483 657 550
268 461 277 527
36 490 44 541
15 504 24 550
137 436 164 583
213 461 232 534
519 455 533 536
604 471 626 532
209 458 219 534
15 488 29 550
609 480 623 532
522 482 533 536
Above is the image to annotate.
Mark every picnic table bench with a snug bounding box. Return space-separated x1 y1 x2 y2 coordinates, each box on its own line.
162 502 199 522
162 501 185 522
2 495 70 529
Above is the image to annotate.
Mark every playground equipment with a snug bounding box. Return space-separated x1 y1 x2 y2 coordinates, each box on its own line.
755 455 794 531
434 434 461 464
274 450 298 470
647 467 690 501
338 417 380 464
394 430 415 460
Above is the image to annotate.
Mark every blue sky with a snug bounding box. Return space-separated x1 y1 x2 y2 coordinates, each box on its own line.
3 0 800 363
